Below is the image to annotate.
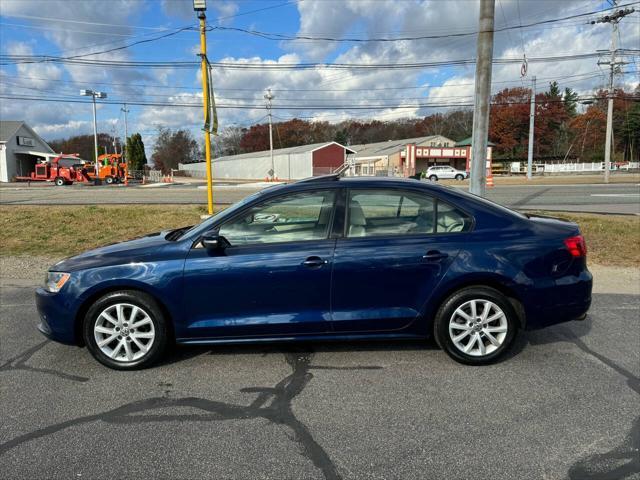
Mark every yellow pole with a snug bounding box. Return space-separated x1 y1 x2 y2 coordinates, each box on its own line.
199 14 214 215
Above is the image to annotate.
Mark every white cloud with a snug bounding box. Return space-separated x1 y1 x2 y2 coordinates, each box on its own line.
2 0 638 151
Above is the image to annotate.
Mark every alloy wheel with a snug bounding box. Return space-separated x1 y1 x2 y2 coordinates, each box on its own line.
93 303 155 362
448 299 508 357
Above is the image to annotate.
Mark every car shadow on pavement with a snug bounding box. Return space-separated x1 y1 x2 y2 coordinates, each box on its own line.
159 338 439 368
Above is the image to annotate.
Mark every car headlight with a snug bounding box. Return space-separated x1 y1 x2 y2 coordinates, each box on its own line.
45 272 70 293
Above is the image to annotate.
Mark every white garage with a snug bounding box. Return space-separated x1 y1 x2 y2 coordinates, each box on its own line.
0 121 56 182
179 142 355 181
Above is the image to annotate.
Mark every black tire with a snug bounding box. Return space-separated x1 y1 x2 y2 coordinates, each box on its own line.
54 177 65 186
83 290 170 370
429 174 438 181
105 176 114 184
455 174 464 181
433 286 519 365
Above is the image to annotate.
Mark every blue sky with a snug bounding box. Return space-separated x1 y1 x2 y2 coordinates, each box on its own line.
1 0 638 155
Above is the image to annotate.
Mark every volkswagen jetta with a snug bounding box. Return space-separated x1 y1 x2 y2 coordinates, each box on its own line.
36 175 592 369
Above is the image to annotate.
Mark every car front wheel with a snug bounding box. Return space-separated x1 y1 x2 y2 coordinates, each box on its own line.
83 290 169 370
455 174 464 181
429 174 438 181
434 286 518 365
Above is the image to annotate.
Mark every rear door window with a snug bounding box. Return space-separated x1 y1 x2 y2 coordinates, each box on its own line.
347 189 436 237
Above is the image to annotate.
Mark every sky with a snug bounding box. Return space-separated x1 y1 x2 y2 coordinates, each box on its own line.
0 0 638 156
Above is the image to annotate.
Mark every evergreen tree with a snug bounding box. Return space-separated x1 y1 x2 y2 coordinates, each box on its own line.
564 87 579 116
125 133 147 171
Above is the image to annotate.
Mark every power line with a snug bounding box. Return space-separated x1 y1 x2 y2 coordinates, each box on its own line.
1 93 634 110
4 50 637 69
0 13 168 30
0 69 617 93
216 0 301 20
206 2 640 43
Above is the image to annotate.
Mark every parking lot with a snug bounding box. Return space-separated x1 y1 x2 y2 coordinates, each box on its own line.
1 271 638 479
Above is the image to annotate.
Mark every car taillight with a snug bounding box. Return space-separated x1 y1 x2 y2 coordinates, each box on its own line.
564 235 587 257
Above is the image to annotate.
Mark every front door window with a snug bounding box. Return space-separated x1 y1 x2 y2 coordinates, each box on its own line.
219 190 336 245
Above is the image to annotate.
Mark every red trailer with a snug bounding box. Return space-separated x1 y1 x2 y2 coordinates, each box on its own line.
15 154 92 186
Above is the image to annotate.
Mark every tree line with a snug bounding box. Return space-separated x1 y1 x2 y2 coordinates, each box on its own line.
212 82 638 163
47 82 638 175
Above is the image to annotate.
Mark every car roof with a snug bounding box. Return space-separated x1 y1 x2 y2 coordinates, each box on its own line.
276 175 451 194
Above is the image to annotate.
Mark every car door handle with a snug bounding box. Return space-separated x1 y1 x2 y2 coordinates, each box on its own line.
422 250 449 261
302 256 328 267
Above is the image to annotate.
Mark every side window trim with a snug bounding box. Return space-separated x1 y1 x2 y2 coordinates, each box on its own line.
212 188 338 247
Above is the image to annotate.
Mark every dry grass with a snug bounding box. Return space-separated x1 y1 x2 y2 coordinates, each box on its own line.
0 205 213 257
0 206 638 267
541 212 640 267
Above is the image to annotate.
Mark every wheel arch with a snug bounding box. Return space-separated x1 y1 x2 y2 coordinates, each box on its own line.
424 275 527 333
74 284 176 346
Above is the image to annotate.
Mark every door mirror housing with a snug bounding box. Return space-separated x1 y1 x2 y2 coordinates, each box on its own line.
201 232 230 250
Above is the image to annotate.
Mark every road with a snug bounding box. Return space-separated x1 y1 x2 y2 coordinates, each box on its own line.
1 280 638 479
1 181 638 214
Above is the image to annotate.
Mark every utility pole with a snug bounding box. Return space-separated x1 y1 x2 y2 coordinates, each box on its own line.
80 89 107 182
194 0 214 215
121 103 129 185
469 0 495 197
527 76 536 180
264 88 275 180
592 4 635 183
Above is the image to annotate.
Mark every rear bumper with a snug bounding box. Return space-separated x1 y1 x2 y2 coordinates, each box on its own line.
35 288 78 345
523 269 593 330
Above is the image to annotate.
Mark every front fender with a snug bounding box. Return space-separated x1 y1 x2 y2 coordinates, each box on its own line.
70 259 186 335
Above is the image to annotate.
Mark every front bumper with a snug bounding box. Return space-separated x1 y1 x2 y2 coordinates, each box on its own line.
35 287 79 345
523 269 593 330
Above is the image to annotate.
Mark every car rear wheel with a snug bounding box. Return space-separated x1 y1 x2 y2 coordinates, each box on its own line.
54 177 65 186
83 290 169 370
429 174 438 181
434 286 518 365
455 174 464 181
105 176 114 184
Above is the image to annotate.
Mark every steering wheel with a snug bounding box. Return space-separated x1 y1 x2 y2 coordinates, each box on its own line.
445 221 465 233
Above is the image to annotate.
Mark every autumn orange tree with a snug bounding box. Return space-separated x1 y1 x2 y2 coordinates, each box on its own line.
488 87 530 158
568 107 607 161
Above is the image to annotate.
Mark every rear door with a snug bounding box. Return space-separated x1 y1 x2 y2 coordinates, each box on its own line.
330 187 472 333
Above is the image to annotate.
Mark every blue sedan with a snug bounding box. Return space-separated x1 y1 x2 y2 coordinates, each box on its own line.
36 175 592 369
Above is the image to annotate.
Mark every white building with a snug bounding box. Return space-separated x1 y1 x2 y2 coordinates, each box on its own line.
179 142 355 180
0 121 56 182
347 135 457 175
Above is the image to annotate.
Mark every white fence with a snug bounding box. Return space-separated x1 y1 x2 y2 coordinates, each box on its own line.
510 161 639 174
543 162 639 173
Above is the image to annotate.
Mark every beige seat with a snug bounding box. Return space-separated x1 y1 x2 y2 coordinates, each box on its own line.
348 201 367 237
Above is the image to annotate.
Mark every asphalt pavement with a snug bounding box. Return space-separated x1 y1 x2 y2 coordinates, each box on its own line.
1 181 639 214
1 281 638 479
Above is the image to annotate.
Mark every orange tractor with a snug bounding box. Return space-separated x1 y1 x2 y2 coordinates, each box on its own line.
95 153 128 184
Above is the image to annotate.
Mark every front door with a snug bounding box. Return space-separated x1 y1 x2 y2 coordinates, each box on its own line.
182 189 337 340
331 188 470 333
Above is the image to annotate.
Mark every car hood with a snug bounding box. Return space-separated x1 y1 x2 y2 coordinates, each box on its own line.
50 231 177 272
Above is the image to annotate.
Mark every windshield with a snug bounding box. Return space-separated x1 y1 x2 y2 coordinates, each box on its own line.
174 189 269 240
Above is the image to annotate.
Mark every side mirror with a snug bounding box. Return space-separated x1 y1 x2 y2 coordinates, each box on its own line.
200 232 230 250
